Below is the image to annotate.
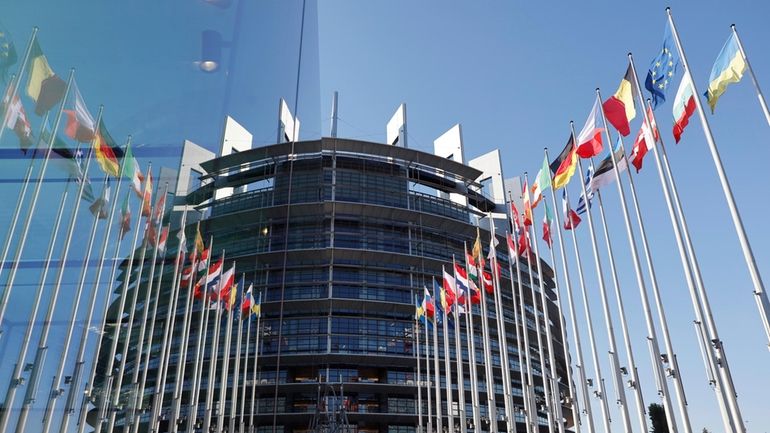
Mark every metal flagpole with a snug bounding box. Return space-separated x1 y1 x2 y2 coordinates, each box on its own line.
460 248 480 433
151 220 196 433
572 154 632 433
424 310 434 433
440 269 455 433
0 69 73 433
17 107 103 433
217 266 236 433
730 24 770 128
668 9 749 429
561 167 612 433
416 318 424 433
476 260 498 433
543 154 593 433
0 69 73 331
248 292 263 433
595 87 677 433
56 138 127 433
190 275 214 433
625 53 696 433
523 185 564 433
502 223 534 433
450 259 467 433
431 277 443 433
239 284 254 433
0 27 37 149
127 185 169 433
203 252 227 433
485 223 516 433
230 275 246 433
92 163 152 433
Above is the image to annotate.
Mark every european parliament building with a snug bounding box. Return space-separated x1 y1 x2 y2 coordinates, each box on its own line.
91 110 573 433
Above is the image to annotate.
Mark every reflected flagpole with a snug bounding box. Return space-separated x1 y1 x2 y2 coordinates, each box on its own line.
216 264 236 433
230 275 246 433
248 292 263 433
542 161 592 433
93 163 152 433
0 27 37 147
0 70 74 433
203 251 227 433
431 277 443 433
669 9 749 429
730 24 770 128
56 138 127 433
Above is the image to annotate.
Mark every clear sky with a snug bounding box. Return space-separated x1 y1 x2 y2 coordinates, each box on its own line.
317 1 770 431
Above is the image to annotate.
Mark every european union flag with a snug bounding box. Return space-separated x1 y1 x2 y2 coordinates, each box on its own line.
645 24 680 110
0 23 17 83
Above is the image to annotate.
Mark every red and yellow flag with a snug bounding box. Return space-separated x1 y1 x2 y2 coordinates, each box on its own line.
94 119 120 177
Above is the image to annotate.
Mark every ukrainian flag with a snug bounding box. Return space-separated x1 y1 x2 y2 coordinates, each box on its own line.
706 33 746 113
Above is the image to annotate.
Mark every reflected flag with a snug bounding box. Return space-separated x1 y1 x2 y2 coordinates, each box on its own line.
89 180 109 220
141 170 153 217
705 32 745 113
122 143 143 197
93 119 121 177
2 87 32 150
26 39 66 115
119 190 131 239
63 82 95 142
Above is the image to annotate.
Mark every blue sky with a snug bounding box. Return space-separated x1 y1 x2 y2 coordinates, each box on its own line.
317 1 770 431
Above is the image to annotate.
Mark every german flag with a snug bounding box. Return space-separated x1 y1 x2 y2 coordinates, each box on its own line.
550 134 578 190
93 118 122 177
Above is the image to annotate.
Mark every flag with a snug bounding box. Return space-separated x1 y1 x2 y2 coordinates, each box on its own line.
603 64 638 136
509 201 521 231
63 82 95 142
195 257 223 299
433 279 445 324
422 287 436 319
522 180 533 227
157 226 169 253
227 283 238 312
481 270 494 294
216 264 236 304
0 24 17 82
195 228 205 256
241 284 255 318
441 268 456 310
646 25 680 109
487 235 499 265
122 143 143 197
542 200 553 248
415 296 425 321
454 262 469 302
26 39 66 116
152 191 166 223
550 134 578 190
465 247 479 285
517 228 530 258
2 88 32 150
44 134 95 202
530 155 551 208
672 75 696 144
562 190 582 230
252 293 262 317
630 106 659 172
119 190 131 239
575 98 604 158
196 248 210 272
705 33 746 113
506 231 517 259
181 265 194 289
89 180 110 220
93 118 121 177
590 138 627 191
575 167 594 215
141 170 153 217
472 234 483 267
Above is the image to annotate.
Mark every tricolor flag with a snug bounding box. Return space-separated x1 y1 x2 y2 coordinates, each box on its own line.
196 248 210 272
26 39 66 116
119 190 131 239
522 180 533 228
465 247 479 285
93 118 121 177
454 263 469 302
705 32 746 113
603 64 638 136
645 24 680 109
441 268 456 311
212 262 235 302
506 231 517 260
63 82 95 143
575 167 594 216
157 226 169 254
562 190 582 230
241 284 256 318
630 106 659 172
122 143 143 197
542 200 554 248
530 155 551 208
422 287 436 320
590 138 627 191
509 201 521 232
141 170 153 217
517 228 530 259
672 75 696 144
575 98 604 158
481 270 494 294
550 134 578 190
195 256 223 299
181 265 194 289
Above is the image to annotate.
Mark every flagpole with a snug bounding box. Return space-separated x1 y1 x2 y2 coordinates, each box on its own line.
424 308 434 433
0 27 37 146
440 268 455 433
92 162 152 433
451 259 468 433
203 251 226 433
597 86 686 433
461 247 481 433
416 317 424 433
431 277 443 433
501 223 534 433
730 24 770 128
239 285 253 433
216 264 236 433
147 212 190 433
0 68 73 332
475 255 497 433
522 184 564 433
17 106 103 433
668 8 749 429
0 69 73 433
190 275 214 433
248 292 263 433
127 185 168 433
485 222 516 433
56 138 127 433
541 159 592 433
230 275 246 433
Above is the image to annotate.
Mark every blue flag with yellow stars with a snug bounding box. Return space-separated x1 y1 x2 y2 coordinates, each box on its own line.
0 23 17 83
645 24 680 110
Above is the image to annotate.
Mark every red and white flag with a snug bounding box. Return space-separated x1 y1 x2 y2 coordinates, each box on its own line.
575 98 604 158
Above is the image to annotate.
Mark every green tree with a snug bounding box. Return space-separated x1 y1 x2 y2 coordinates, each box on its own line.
648 403 669 433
